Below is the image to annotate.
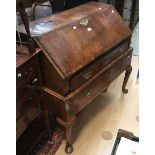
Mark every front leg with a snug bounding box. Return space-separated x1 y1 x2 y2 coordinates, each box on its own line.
122 65 132 93
56 117 75 154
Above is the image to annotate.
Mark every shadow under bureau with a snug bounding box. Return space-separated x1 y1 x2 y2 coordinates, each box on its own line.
18 2 133 153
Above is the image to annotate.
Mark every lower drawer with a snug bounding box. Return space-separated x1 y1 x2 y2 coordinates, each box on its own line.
71 51 132 114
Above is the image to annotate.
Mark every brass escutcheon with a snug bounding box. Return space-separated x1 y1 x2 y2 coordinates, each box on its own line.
82 71 91 80
80 19 89 26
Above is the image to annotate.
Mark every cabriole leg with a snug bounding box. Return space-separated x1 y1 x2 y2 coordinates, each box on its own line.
56 117 75 154
122 65 132 93
65 125 73 154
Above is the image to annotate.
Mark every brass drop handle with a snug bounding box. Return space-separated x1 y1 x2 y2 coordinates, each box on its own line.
27 77 38 88
17 73 22 78
82 72 91 80
86 89 93 97
119 48 123 52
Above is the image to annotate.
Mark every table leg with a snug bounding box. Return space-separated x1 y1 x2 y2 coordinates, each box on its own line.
56 117 75 154
122 65 132 93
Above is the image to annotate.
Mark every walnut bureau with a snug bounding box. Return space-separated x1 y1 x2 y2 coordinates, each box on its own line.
18 2 133 154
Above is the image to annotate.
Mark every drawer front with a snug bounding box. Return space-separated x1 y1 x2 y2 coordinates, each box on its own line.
71 40 129 91
16 57 41 99
16 101 42 140
17 76 40 100
71 51 132 114
17 57 39 84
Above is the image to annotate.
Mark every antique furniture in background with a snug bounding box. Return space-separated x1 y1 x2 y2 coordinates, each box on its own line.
16 45 42 139
16 112 54 155
31 0 65 20
16 0 53 142
16 0 65 23
31 0 53 20
128 0 139 30
16 44 53 155
112 0 139 30
17 1 133 154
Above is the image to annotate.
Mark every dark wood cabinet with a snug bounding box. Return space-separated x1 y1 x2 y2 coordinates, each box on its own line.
17 2 133 154
16 45 43 140
114 0 139 30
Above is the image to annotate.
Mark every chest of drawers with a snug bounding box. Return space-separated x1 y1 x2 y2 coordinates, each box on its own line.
16 46 42 140
18 2 133 153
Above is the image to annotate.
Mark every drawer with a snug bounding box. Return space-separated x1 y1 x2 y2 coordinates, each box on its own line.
16 101 42 140
16 57 41 99
71 51 132 114
17 57 39 84
70 40 129 91
16 76 40 99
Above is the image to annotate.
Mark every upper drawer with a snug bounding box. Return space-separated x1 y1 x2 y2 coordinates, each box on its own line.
16 57 41 98
70 40 129 91
16 57 40 85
